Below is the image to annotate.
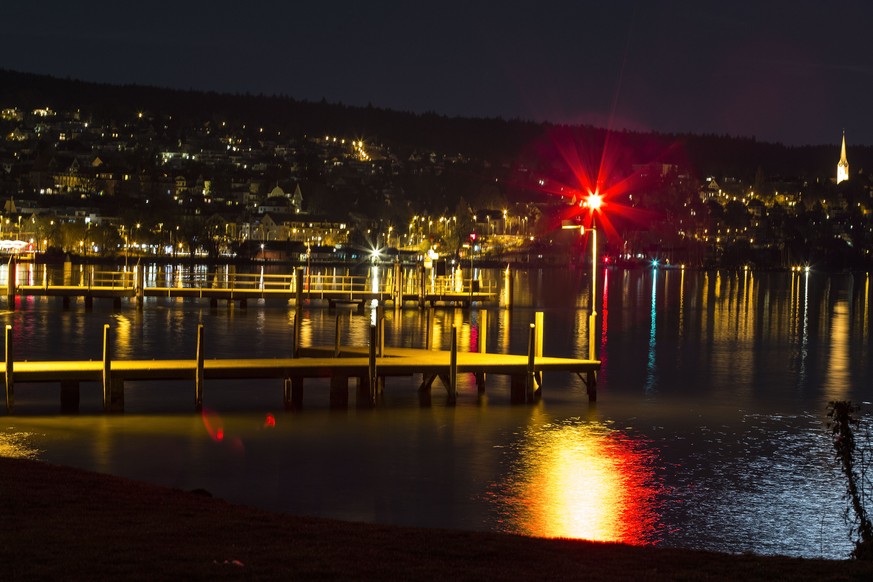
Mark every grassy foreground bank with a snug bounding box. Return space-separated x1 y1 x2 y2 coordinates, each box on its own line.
1 457 871 581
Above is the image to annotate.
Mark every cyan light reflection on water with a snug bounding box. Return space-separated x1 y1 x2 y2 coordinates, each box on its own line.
1 263 872 558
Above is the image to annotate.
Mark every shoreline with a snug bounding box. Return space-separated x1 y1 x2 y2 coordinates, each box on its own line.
1 456 871 580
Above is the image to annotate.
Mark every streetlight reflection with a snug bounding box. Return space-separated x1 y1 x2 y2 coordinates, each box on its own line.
489 417 662 543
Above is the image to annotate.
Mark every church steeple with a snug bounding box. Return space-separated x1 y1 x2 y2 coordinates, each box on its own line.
837 131 849 184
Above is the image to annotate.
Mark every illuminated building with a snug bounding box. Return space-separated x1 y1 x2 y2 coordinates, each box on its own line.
837 131 849 184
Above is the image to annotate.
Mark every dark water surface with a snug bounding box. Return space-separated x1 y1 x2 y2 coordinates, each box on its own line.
2 264 871 559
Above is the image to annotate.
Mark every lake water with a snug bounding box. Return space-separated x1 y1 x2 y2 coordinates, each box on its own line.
1 263 871 559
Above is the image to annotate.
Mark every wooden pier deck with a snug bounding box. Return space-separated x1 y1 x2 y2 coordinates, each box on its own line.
3 320 599 414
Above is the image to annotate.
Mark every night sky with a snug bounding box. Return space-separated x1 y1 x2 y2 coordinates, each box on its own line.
3 0 873 147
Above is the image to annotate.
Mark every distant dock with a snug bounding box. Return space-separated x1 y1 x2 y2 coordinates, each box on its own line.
3 260 505 310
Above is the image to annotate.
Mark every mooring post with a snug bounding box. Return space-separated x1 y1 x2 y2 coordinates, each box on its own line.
4 324 13 413
449 325 458 404
526 323 536 403
334 314 342 357
535 311 544 358
195 323 204 411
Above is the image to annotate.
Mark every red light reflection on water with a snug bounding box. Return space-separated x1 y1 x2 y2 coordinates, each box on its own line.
490 420 662 544
201 408 225 442
263 413 277 428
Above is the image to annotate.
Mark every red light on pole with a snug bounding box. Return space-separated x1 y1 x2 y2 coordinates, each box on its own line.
586 193 603 211
469 232 477 242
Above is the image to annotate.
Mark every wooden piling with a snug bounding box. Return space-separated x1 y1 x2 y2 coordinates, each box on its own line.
292 309 301 358
60 380 80 414
449 325 458 404
418 263 426 309
6 257 16 309
535 311 544 358
393 260 402 307
377 305 385 357
504 266 514 309
334 315 342 357
329 374 349 408
135 263 145 310
425 306 434 350
477 310 488 393
526 323 536 403
366 324 377 407
102 324 111 412
294 267 304 305
4 324 13 413
195 324 204 411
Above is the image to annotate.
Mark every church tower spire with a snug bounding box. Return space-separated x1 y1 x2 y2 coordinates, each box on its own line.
837 131 849 184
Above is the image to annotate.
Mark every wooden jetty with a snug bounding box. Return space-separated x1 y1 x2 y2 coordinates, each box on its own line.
4 260 503 310
2 313 599 415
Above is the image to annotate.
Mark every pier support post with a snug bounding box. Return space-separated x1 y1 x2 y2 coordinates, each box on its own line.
4 325 13 413
329 374 349 409
376 305 385 357
418 263 426 309
425 307 433 350
334 315 342 357
526 323 536 403
283 377 304 411
364 325 377 408
586 370 597 402
60 380 80 414
477 310 488 394
448 325 457 404
195 324 204 411
294 267 304 306
393 260 402 308
292 308 301 358
135 263 145 310
503 266 514 310
6 257 15 309
101 324 124 412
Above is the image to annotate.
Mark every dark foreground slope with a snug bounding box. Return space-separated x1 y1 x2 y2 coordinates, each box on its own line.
0 456 870 581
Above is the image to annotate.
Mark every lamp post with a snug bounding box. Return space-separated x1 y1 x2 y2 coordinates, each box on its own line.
562 192 602 361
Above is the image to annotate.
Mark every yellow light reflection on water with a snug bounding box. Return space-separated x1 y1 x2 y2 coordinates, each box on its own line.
0 431 41 459
492 417 661 544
